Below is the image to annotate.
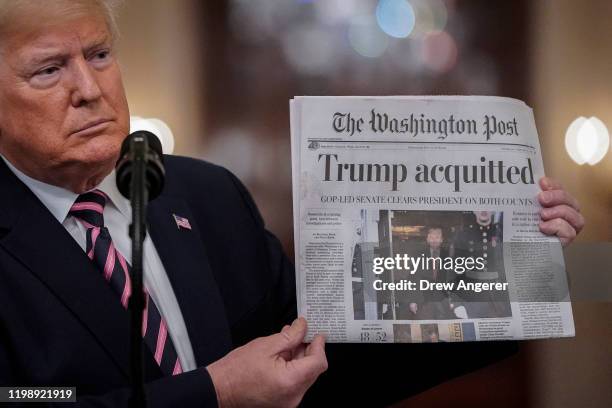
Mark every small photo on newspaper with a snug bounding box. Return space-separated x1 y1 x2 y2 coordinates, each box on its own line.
290 95 574 343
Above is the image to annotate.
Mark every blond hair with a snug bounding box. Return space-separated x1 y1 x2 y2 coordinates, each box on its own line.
0 0 123 41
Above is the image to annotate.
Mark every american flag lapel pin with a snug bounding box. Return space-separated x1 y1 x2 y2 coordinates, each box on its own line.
173 214 192 230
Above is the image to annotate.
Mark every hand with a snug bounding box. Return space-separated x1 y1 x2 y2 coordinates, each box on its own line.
538 176 584 246
409 303 418 314
207 317 327 408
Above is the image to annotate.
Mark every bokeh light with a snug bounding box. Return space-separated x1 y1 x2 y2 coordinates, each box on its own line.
315 0 371 25
410 0 448 38
130 116 175 154
348 15 390 58
421 30 458 73
565 117 610 165
375 0 415 38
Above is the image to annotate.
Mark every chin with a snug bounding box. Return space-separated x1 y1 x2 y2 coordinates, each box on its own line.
69 135 123 168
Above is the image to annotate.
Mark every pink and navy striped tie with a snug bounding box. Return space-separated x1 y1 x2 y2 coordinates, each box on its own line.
70 190 183 376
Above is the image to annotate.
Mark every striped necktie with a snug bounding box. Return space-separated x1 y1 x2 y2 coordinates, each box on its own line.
69 190 183 376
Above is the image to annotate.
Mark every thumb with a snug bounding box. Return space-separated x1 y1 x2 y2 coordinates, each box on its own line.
291 334 328 382
267 317 307 355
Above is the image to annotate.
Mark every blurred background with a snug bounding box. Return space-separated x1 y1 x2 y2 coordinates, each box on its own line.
117 1 611 407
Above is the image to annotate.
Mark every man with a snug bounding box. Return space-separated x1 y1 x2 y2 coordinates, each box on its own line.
0 1 325 406
452 211 510 319
408 227 454 320
0 1 585 407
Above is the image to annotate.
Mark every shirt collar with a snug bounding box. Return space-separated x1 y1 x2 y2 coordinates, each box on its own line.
97 170 130 218
1 154 129 223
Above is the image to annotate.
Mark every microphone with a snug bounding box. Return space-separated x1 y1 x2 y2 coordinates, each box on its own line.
116 131 165 201
115 130 165 408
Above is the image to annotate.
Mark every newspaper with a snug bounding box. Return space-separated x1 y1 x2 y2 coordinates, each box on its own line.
290 96 575 343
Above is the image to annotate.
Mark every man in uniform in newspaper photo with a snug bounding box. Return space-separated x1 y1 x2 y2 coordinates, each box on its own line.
451 211 512 319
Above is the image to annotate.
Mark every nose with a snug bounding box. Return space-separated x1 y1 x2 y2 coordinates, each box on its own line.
69 58 103 107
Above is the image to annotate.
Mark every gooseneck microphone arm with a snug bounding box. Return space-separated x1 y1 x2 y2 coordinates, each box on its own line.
116 131 165 408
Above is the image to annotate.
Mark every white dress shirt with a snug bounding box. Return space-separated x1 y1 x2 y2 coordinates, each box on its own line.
1 155 196 372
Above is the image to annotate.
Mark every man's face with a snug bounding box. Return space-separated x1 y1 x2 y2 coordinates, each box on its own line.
474 211 492 226
0 12 129 190
426 228 443 249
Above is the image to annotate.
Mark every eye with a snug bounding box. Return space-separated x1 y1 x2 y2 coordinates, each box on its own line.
89 49 112 64
93 50 109 60
35 66 60 77
29 64 61 88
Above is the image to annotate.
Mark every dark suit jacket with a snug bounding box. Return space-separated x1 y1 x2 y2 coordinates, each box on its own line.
0 156 517 407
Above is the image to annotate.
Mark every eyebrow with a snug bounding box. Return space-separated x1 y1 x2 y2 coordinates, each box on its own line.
24 34 112 68
82 34 113 55
26 52 69 67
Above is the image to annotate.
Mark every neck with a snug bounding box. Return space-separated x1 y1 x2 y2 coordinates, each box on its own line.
478 218 492 227
0 153 113 193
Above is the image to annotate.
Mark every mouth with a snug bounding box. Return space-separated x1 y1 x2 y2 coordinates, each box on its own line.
71 119 114 136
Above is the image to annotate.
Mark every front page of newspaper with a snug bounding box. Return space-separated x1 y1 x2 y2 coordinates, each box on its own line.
290 96 575 343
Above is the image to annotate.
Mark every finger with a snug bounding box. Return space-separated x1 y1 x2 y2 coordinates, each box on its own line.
539 176 563 191
540 205 585 233
267 317 307 355
292 335 328 380
539 218 576 246
304 334 326 359
538 189 580 212
278 325 293 360
305 335 327 372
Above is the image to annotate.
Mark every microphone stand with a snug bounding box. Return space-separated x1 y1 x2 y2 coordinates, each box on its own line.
128 136 148 408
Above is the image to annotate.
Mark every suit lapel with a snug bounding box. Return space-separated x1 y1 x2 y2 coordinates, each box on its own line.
0 162 133 378
147 195 232 366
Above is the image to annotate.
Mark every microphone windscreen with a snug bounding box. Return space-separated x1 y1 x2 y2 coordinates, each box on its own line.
116 131 166 200
120 131 163 162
